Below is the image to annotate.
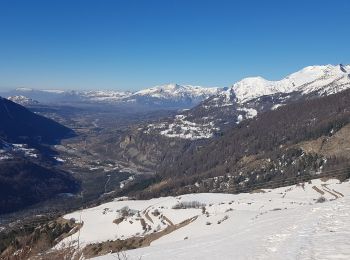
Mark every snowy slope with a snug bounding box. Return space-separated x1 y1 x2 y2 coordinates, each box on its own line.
230 64 350 104
7 95 39 106
56 178 350 260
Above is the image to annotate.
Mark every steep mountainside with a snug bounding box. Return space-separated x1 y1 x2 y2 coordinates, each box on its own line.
0 97 74 144
134 88 350 197
0 98 79 214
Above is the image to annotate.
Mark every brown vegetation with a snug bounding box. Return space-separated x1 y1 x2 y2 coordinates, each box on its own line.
0 217 81 260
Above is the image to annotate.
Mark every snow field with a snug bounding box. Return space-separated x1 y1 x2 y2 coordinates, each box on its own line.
92 178 350 259
55 178 350 260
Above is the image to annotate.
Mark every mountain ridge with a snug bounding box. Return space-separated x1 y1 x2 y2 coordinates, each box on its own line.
230 64 350 103
0 97 74 144
142 64 350 140
2 84 222 108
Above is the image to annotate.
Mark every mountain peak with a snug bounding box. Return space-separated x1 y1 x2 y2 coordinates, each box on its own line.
7 95 39 106
134 83 222 102
229 64 350 103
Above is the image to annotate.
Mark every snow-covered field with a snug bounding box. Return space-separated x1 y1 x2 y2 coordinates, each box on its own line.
58 178 350 260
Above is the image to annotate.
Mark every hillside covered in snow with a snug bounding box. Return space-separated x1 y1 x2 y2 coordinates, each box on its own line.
231 64 350 103
52 178 350 260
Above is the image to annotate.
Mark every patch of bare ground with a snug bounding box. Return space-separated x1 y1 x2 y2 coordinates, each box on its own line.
144 210 154 224
320 176 337 182
312 186 325 195
139 218 151 232
321 184 340 199
30 246 84 260
235 156 270 175
296 183 306 190
250 189 266 194
143 180 169 195
331 189 344 197
113 217 125 225
237 155 259 165
82 216 198 259
162 215 174 226
0 218 82 260
298 123 350 159
54 218 83 244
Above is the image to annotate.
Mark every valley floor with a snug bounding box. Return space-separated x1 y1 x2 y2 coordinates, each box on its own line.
58 179 350 260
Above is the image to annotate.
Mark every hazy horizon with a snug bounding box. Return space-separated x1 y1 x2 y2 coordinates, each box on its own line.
1 63 348 93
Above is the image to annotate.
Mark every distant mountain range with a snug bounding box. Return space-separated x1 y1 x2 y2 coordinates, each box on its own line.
2 84 222 108
3 64 350 142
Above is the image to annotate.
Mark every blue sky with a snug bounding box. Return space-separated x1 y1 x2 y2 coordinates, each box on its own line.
0 0 349 91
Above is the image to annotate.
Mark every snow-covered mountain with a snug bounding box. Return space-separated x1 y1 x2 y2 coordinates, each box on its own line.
144 64 350 140
7 95 39 106
2 88 131 104
80 90 133 102
130 83 222 107
1 84 221 108
227 64 350 104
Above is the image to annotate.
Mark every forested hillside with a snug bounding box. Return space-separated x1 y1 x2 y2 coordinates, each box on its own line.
136 88 350 197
